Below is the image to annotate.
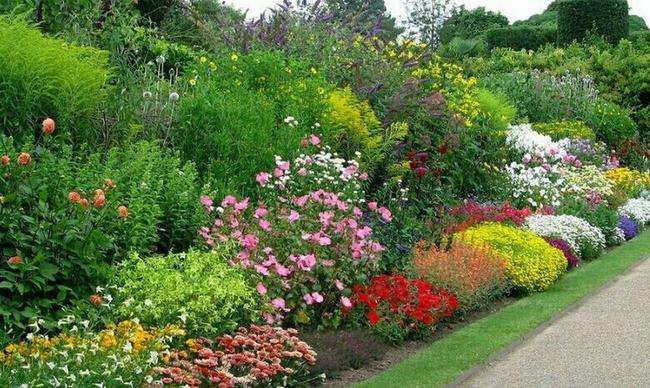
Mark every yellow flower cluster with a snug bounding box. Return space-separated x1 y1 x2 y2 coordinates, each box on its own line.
412 61 481 127
1 320 185 366
604 167 650 193
533 121 596 141
457 222 567 293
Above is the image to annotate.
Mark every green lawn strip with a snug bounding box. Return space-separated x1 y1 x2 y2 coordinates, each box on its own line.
357 230 650 388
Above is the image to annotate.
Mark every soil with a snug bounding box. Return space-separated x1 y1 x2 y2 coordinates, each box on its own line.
313 297 516 387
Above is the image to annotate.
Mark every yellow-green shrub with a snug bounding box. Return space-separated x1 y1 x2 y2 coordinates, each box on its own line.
533 121 596 140
321 87 407 174
456 222 567 293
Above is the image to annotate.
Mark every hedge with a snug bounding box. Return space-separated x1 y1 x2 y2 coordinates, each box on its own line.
485 25 557 50
557 0 629 45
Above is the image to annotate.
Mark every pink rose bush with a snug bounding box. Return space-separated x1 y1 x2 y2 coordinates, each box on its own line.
199 135 391 328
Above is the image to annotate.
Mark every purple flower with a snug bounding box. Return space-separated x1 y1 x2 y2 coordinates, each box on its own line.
547 238 579 268
618 216 638 240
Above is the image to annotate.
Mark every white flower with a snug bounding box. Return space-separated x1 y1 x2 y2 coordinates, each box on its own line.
169 92 179 102
123 341 133 353
618 198 650 225
524 215 605 255
144 299 153 307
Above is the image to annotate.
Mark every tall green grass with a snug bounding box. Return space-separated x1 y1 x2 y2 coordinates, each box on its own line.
0 14 110 145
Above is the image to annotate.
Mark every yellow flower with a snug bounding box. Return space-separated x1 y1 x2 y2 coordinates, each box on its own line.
310 67 317 74
199 56 207 63
230 53 238 62
188 78 196 86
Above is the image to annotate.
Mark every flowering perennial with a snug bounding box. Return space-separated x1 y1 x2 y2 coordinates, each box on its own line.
618 198 650 226
524 215 605 258
151 325 316 387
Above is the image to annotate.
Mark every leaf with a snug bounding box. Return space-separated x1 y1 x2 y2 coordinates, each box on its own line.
39 262 59 280
0 281 13 289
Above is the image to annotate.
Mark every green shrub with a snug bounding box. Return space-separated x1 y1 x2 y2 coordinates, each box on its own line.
475 88 517 133
174 51 331 197
0 15 110 146
584 100 637 146
557 0 629 45
439 6 509 44
457 222 567 293
485 25 556 50
533 121 595 140
111 247 258 337
0 137 115 334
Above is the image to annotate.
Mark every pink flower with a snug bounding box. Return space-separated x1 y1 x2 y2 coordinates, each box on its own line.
200 195 213 207
303 294 314 305
297 254 316 271
310 134 321 146
288 210 300 223
221 195 237 207
378 207 392 222
272 298 288 311
255 265 270 276
242 234 259 249
234 198 249 211
368 202 378 211
542 163 552 171
318 235 331 246
359 172 369 181
341 296 352 308
259 219 271 230
274 168 284 177
278 161 290 171
275 263 292 277
335 279 345 290
522 154 532 164
263 313 275 324
298 168 308 176
254 207 268 219
356 226 372 239
256 283 267 295
353 207 363 218
312 292 324 303
573 159 582 168
294 195 310 207
256 172 270 186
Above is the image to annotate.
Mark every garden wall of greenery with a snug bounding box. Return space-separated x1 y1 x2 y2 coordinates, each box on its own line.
0 0 649 386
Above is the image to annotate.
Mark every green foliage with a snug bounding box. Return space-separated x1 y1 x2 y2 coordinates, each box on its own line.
0 14 110 146
628 15 649 33
533 121 595 140
557 0 629 45
0 138 115 335
439 37 487 60
439 6 508 44
485 25 556 50
111 247 258 337
584 100 638 146
100 141 205 253
475 88 517 133
174 51 331 197
457 223 567 293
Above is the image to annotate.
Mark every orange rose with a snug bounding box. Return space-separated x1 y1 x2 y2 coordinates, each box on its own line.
7 256 23 265
104 178 115 189
68 191 81 203
89 294 103 305
42 118 56 135
18 152 31 166
1 155 8 166
118 205 129 218
79 198 89 209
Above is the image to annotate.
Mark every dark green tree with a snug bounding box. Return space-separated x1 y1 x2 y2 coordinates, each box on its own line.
439 6 509 44
326 0 403 40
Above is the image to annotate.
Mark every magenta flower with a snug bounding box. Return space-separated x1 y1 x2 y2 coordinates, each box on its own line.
294 195 309 207
272 298 288 311
297 254 316 271
255 265 270 276
254 207 268 219
222 195 237 207
259 219 271 230
378 207 392 222
242 234 259 249
318 235 331 246
200 195 213 207
288 210 301 223
234 198 249 212
309 134 321 146
256 171 270 186
341 296 352 308
303 293 314 305
256 282 267 295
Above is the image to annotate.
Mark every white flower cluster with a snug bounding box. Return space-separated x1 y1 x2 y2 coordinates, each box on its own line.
563 165 613 201
506 124 568 163
505 162 568 208
270 147 367 203
618 197 650 225
524 214 606 256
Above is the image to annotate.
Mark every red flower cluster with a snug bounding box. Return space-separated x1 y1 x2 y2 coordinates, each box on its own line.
353 274 458 327
406 151 429 177
152 325 316 387
445 201 533 233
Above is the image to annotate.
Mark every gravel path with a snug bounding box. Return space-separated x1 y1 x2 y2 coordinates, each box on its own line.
459 256 650 388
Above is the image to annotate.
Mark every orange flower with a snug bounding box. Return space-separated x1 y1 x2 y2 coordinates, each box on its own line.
93 193 106 209
42 118 56 135
104 178 115 189
89 294 103 305
79 198 89 209
1 155 8 166
7 256 23 265
18 152 31 166
118 205 129 218
68 191 81 203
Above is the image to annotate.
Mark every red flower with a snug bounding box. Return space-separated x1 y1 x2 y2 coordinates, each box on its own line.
118 205 129 218
42 118 56 135
367 310 379 325
1 155 8 166
89 294 103 305
18 152 31 166
68 191 81 203
438 143 449 155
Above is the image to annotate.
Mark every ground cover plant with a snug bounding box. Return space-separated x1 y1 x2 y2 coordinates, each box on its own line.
0 0 648 386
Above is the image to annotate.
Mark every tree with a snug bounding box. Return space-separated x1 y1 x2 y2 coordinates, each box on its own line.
404 0 455 46
439 6 508 44
326 0 403 40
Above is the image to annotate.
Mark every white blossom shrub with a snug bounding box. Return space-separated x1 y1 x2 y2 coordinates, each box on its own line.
524 214 605 260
